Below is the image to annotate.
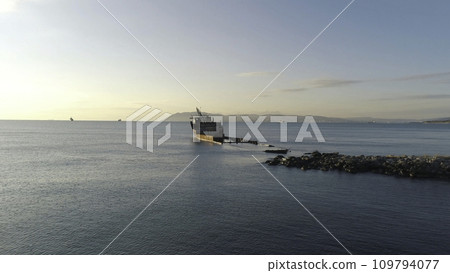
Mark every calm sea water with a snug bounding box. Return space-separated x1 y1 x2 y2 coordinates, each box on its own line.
1 120 449 254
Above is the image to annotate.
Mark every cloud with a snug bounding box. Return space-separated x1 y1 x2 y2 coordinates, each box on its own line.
276 72 450 94
389 72 450 82
279 78 360 92
236 71 276 77
377 94 450 101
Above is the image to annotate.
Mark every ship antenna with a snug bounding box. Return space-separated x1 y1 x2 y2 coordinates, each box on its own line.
196 107 203 116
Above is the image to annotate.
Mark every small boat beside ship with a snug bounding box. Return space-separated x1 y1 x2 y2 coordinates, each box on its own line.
264 149 289 154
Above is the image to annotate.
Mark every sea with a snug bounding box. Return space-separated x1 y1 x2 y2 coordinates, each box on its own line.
1 120 449 255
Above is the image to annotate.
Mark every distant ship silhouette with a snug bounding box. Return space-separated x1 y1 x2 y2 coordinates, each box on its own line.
70 117 74 121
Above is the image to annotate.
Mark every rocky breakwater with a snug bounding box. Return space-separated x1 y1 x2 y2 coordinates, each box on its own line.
266 151 450 180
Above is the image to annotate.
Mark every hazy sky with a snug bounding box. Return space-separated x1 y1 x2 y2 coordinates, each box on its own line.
1 0 450 120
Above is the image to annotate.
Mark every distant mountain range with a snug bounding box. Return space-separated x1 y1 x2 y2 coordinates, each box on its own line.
423 117 450 124
164 112 437 123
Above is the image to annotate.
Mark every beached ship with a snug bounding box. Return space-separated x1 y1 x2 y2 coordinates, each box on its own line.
190 108 224 144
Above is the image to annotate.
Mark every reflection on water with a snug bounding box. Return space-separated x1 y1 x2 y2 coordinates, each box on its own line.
0 121 449 254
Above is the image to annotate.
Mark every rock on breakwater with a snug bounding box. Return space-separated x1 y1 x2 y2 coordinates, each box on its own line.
265 151 450 180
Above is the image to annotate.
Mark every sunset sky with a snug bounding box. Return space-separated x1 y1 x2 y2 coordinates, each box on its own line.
1 0 450 120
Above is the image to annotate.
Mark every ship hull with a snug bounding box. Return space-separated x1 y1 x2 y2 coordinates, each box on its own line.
190 108 224 145
193 131 224 145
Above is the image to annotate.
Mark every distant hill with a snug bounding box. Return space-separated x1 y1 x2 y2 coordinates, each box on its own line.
165 112 420 123
423 117 450 124
345 117 419 123
166 112 351 122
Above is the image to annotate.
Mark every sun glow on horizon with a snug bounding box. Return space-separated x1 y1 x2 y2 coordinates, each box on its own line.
1 0 449 120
